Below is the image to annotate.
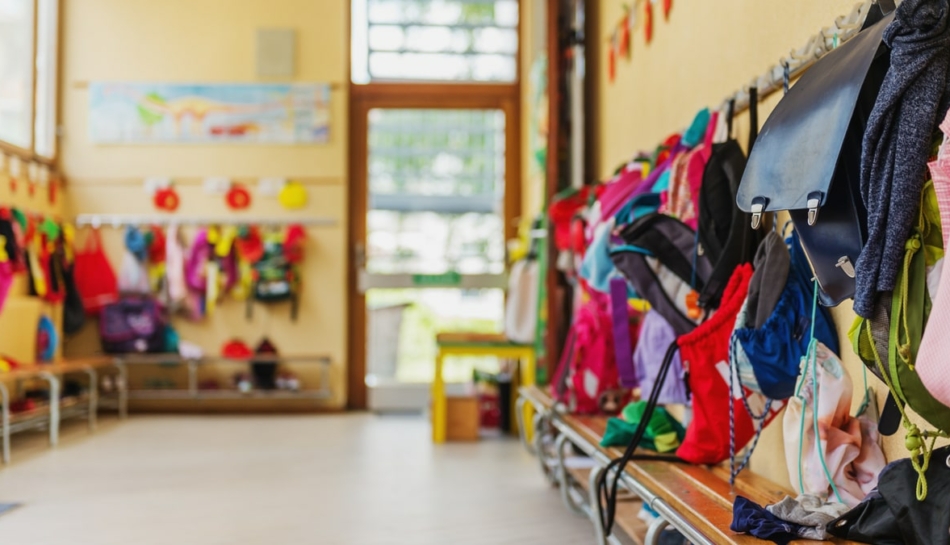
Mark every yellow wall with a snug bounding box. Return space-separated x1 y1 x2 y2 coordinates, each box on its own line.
60 0 349 408
595 0 928 489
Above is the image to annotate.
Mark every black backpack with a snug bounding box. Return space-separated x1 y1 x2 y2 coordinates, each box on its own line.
610 212 712 336
697 93 764 309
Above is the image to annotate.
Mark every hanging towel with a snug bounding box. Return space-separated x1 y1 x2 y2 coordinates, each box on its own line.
783 343 886 508
855 0 950 317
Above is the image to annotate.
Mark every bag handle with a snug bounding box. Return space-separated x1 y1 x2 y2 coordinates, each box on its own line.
609 277 638 388
83 228 103 253
597 341 683 536
748 86 759 151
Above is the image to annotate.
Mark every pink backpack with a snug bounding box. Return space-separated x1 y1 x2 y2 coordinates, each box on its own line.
552 287 632 414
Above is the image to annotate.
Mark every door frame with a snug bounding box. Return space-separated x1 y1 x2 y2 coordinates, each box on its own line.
347 83 521 409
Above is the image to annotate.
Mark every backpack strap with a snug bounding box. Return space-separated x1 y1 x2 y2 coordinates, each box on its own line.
596 341 683 536
748 87 759 150
609 277 637 388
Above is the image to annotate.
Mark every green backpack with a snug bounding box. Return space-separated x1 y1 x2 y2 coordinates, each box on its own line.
850 180 950 499
247 242 300 321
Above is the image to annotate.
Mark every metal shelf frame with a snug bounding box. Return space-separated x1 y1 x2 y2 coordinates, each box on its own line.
116 354 333 402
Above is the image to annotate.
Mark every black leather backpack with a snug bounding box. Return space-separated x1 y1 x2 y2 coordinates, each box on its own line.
736 2 895 306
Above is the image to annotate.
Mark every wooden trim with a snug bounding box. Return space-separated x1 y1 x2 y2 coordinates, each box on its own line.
53 0 63 166
543 0 562 382
0 140 54 168
351 82 518 105
29 0 39 154
347 89 369 411
347 82 521 410
0 0 59 171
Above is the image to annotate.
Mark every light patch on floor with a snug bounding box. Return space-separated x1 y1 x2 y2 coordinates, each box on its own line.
0 414 593 545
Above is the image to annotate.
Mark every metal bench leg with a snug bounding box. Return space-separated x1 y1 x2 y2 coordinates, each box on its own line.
39 372 60 447
116 360 128 419
0 382 9 465
534 414 558 485
588 464 608 545
644 515 670 545
556 433 586 516
84 367 98 431
515 397 536 455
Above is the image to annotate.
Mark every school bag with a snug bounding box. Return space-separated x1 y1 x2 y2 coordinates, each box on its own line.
551 287 631 414
697 94 764 309
783 342 885 508
247 231 302 321
504 256 539 344
632 309 687 404
99 296 167 354
610 212 712 336
850 180 950 500
731 230 839 400
73 229 119 314
736 3 894 306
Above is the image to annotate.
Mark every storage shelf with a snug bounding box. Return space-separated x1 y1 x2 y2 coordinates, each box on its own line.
114 354 333 404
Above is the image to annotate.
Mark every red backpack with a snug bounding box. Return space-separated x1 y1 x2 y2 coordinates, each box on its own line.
552 286 634 414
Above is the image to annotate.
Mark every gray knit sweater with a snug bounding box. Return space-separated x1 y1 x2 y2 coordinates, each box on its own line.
854 0 950 318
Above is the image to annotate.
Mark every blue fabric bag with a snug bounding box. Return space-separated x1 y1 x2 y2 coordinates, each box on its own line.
731 231 839 400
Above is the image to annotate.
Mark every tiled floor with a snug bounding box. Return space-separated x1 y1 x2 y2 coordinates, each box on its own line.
0 413 593 545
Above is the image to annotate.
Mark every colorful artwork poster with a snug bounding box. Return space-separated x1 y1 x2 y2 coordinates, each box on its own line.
88 83 330 144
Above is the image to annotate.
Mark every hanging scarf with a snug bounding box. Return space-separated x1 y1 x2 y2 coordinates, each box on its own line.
855 0 950 317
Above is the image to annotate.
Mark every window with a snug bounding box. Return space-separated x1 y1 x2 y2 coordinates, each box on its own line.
352 0 519 83
0 0 59 161
366 108 507 274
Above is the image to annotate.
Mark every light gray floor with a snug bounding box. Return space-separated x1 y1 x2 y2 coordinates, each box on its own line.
0 413 593 545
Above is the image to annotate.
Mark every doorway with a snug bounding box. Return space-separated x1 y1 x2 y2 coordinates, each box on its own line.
349 85 520 410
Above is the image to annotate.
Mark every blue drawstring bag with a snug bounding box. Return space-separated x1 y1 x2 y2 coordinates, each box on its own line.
731 230 839 400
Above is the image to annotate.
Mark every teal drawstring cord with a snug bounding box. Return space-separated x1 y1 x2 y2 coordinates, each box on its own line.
794 279 844 504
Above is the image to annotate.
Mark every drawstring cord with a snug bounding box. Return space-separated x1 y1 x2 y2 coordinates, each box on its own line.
864 320 944 500
727 334 772 484
794 279 844 504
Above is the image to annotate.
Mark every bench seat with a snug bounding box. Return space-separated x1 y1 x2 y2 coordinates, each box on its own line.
519 385 861 545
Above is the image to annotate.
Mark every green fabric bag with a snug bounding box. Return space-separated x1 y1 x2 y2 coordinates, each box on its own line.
600 400 686 453
849 180 950 499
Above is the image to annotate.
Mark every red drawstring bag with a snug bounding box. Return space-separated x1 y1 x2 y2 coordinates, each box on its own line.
73 230 119 314
676 264 783 465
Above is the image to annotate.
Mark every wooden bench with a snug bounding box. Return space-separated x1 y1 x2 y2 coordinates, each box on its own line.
0 357 126 464
518 385 860 545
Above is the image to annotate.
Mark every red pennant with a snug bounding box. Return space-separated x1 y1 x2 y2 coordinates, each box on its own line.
663 0 672 20
619 15 630 57
645 1 654 43
608 39 617 83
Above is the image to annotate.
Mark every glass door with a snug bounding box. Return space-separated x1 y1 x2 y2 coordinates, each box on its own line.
359 108 509 410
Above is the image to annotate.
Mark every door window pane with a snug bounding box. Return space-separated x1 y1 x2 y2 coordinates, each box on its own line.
367 108 506 274
367 288 504 383
352 0 519 83
0 0 35 149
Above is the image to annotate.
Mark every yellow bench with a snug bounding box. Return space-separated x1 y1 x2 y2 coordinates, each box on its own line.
432 333 536 443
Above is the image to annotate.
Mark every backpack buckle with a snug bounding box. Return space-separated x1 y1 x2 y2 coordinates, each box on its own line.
835 256 855 278
807 191 824 226
750 197 768 230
